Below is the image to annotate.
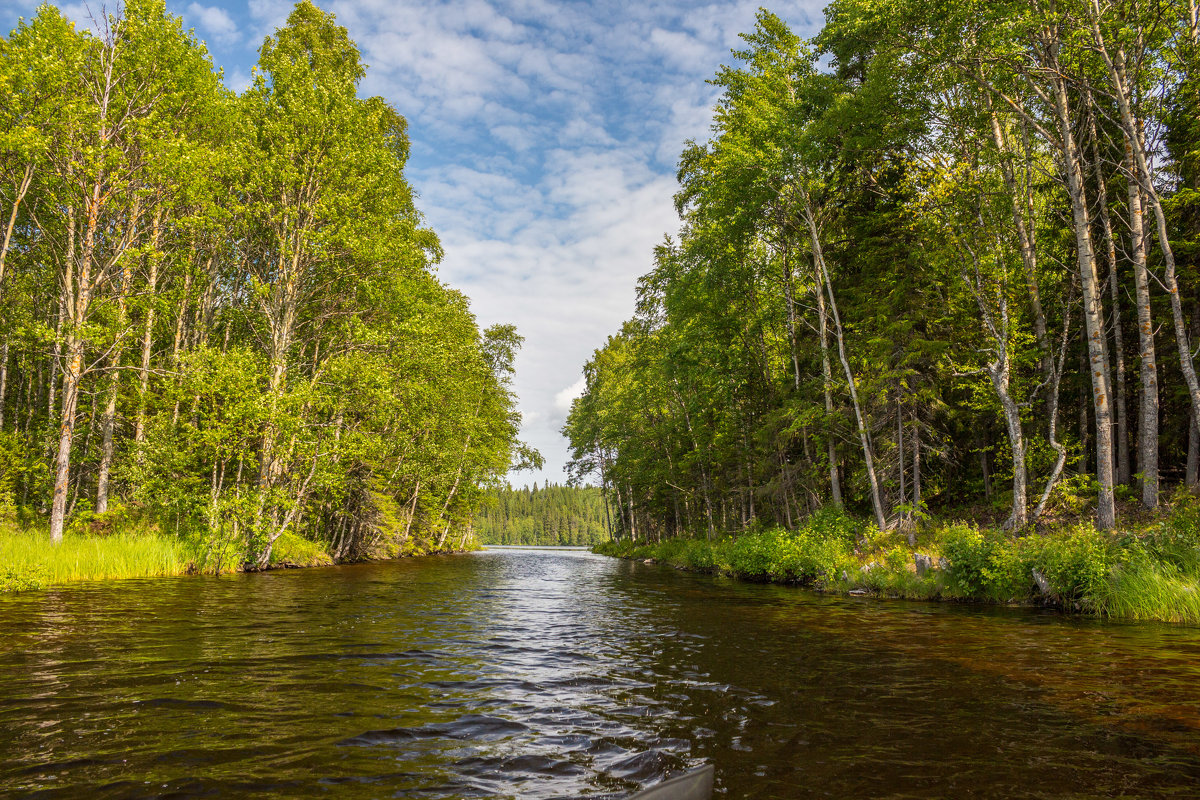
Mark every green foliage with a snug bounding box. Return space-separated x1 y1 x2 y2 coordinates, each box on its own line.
268 532 333 568
940 524 1031 602
595 514 857 586
1026 527 1117 605
1096 560 1200 623
597 503 1200 622
0 563 47 592
0 1 529 568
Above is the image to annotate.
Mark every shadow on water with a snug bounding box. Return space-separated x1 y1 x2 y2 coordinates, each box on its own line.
2 549 1200 798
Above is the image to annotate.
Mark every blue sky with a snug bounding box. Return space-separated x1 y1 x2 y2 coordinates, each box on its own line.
2 0 826 486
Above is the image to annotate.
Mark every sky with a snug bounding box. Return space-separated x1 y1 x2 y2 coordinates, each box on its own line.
1 0 826 487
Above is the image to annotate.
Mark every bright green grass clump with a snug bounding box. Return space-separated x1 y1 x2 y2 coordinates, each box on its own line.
0 529 196 590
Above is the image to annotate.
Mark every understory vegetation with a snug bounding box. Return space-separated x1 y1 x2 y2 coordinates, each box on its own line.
0 0 534 586
597 498 1200 623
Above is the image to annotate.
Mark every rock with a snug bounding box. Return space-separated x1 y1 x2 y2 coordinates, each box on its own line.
1032 568 1051 595
938 557 950 571
913 553 936 576
848 589 868 596
861 561 880 573
643 559 655 564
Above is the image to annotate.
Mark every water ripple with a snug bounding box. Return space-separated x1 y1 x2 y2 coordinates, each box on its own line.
2 549 1200 798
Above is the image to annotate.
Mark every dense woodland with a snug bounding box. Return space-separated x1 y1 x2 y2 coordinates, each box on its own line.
475 484 609 546
0 1 534 567
566 0 1200 540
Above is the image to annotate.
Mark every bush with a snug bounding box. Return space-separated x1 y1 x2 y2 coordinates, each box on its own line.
0 564 48 592
940 523 1031 602
1027 525 1115 605
268 532 333 568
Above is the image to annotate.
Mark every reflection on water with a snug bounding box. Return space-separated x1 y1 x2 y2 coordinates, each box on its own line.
2 550 1200 798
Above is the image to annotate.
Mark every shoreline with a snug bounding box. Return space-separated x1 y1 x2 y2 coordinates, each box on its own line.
590 512 1200 625
0 528 478 594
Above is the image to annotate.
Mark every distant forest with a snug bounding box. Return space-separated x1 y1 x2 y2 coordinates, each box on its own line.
475 485 610 546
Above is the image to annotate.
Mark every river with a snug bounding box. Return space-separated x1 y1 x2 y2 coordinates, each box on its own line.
2 548 1200 798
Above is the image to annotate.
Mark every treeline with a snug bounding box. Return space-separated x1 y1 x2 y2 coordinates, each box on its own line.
475 484 609 546
0 1 534 566
565 0 1200 539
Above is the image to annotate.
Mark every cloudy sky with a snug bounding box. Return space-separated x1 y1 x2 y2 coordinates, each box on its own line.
2 0 825 486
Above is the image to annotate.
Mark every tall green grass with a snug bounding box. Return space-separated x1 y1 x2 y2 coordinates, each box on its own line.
0 529 197 590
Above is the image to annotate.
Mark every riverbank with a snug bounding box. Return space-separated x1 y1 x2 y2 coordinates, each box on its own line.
0 518 471 592
593 504 1200 624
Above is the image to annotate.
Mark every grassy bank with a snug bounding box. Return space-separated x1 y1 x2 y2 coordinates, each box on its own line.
594 504 1200 624
0 529 199 591
0 511 488 592
0 514 338 592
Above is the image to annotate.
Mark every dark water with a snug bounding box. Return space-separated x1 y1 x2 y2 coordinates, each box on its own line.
2 550 1200 799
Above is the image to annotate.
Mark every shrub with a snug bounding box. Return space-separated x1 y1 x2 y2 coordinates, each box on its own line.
1027 525 1115 605
939 523 1031 602
268 532 333 567
0 564 48 592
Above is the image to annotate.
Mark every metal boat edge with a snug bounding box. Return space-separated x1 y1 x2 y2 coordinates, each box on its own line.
626 765 714 800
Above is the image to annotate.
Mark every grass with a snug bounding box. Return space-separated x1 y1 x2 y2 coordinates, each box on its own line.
0 528 197 591
595 502 1200 624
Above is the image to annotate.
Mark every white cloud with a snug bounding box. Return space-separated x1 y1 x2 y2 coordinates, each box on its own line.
554 377 587 414
186 2 239 45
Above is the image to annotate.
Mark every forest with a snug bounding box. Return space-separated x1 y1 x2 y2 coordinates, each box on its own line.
567 0 1200 541
0 0 533 575
475 484 609 546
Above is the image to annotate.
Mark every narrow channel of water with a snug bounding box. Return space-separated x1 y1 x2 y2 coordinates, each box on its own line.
2 549 1199 798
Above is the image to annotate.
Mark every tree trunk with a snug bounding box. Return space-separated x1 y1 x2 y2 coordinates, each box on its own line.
816 272 842 506
49 337 82 542
134 210 162 445
1189 413 1199 489
1088 105 1130 486
95 376 119 514
1051 66 1116 530
0 164 34 302
1089 9 1200 447
804 194 884 529
96 256 135 514
0 340 7 430
897 401 906 518
911 418 921 514
1127 142 1158 508
1033 294 1074 521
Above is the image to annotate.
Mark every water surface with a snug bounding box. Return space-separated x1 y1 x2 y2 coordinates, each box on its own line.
2 549 1199 798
